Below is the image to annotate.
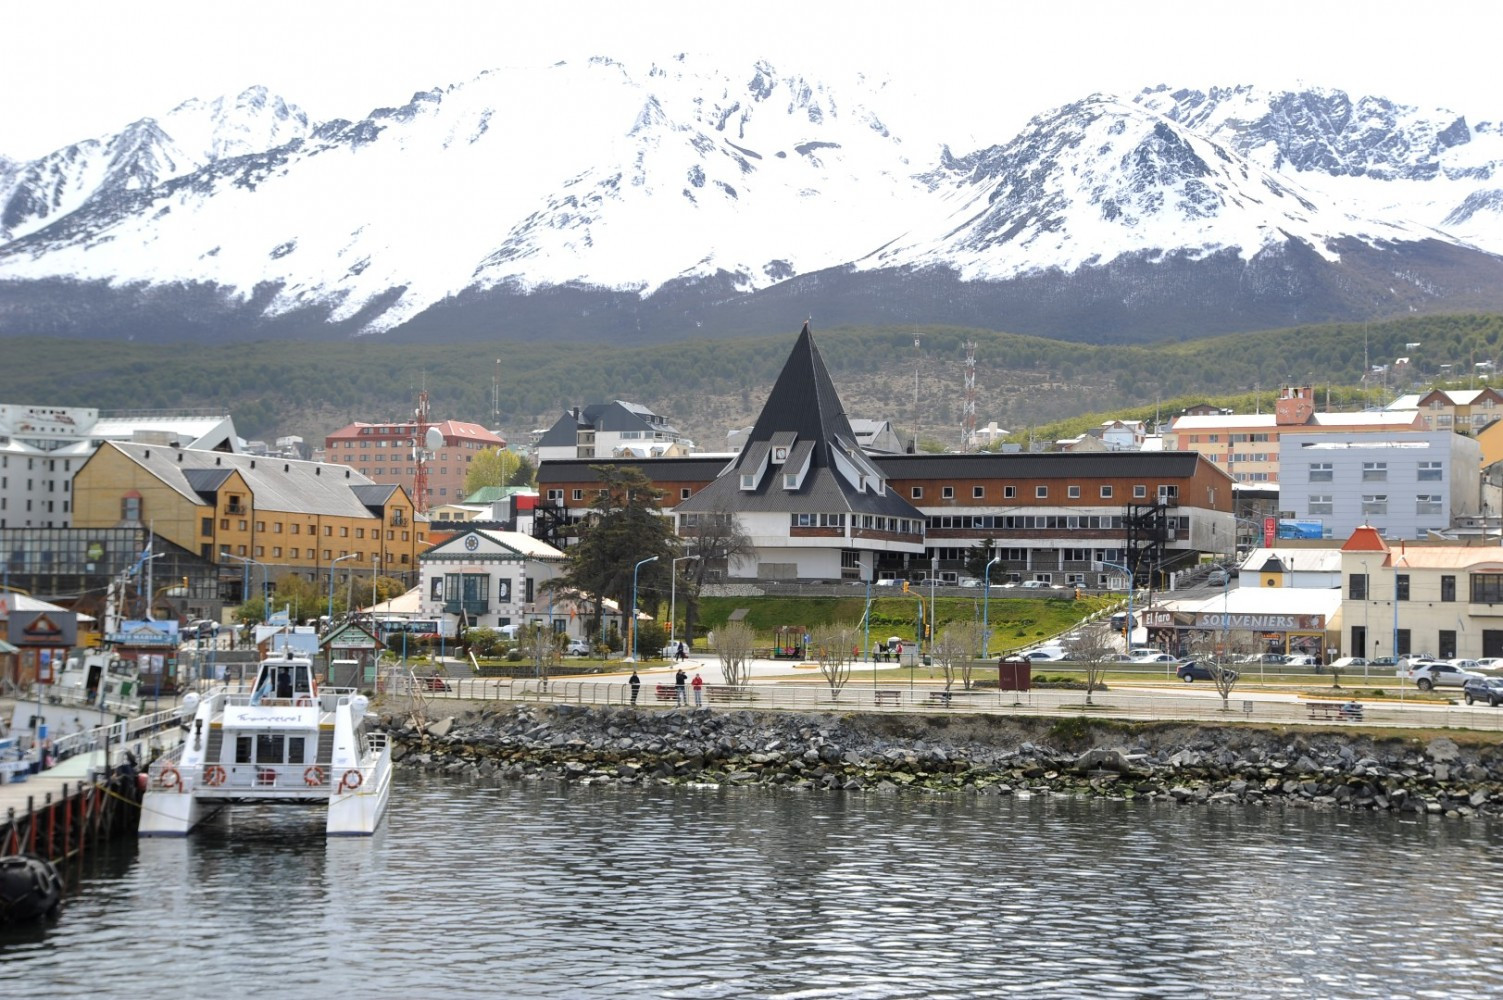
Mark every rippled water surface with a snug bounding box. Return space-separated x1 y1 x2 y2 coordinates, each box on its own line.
4 776 1503 998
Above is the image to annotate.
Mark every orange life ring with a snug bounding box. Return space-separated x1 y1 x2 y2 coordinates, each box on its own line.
338 769 364 792
203 764 227 787
157 765 182 791
304 765 325 786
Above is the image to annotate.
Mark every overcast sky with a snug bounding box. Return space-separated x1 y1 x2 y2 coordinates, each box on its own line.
0 0 1493 161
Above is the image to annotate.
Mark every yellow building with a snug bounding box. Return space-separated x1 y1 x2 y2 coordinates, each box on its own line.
73 442 425 602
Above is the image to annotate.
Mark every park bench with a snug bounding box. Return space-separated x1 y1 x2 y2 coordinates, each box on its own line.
1307 701 1363 722
873 690 902 707
655 684 683 703
704 685 746 702
927 691 954 707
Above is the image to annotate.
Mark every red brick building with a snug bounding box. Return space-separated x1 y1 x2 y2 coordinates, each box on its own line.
323 420 505 511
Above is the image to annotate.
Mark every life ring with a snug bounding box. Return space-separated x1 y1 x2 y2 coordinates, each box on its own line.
203 764 227 787
304 765 325 786
338 769 364 792
157 765 182 791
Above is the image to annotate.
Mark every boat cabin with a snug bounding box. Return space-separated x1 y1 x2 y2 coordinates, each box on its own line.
251 656 316 705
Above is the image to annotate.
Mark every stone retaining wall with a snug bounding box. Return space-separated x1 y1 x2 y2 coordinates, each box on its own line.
381 703 1503 819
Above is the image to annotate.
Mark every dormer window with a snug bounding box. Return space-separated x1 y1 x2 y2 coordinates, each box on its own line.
741 474 755 490
772 446 789 463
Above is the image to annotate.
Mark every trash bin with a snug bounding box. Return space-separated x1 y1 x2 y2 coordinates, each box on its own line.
997 656 1032 692
922 656 932 667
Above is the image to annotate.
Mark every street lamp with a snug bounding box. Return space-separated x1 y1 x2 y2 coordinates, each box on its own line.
982 555 1001 658
631 555 658 662
328 553 358 624
226 553 268 624
668 555 696 648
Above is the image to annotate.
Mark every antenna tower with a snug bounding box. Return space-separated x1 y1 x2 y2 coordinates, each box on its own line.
961 340 977 451
492 358 501 426
412 385 431 514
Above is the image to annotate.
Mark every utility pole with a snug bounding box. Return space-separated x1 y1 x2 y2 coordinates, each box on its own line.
961 340 977 452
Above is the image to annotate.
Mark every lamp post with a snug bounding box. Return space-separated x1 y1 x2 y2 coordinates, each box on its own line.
668 555 696 648
328 553 358 625
631 555 658 662
226 554 268 624
982 555 1001 659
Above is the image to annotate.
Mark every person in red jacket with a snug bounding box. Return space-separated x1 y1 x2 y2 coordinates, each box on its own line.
691 672 704 707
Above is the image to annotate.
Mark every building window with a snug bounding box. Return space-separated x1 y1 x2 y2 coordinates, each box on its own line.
972 486 984 499
1035 486 1048 499
1418 461 1442 481
1309 495 1332 515
1309 463 1333 482
1003 486 1016 499
1349 573 1367 600
1133 485 1146 498
1472 573 1503 604
1396 574 1410 601
911 487 923 499
941 486 954 499
122 495 142 521
1361 494 1387 515
1067 486 1080 498
572 489 584 501
546 489 563 501
1396 629 1411 656
1416 495 1442 516
1441 575 1456 602
201 517 213 535
680 488 691 500
1361 461 1387 482
1100 485 1113 499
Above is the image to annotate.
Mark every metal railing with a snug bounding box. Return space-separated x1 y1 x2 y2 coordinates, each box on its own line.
398 678 1503 732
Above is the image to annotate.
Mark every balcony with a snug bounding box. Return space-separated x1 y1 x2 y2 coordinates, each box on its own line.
443 599 489 616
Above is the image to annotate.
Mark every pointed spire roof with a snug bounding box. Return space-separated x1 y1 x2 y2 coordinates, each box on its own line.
1341 525 1389 554
745 321 857 454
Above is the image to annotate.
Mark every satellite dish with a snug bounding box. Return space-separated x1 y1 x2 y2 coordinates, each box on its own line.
425 427 444 451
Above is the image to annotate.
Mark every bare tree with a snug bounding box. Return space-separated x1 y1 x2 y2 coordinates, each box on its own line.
1185 627 1246 711
520 622 561 689
934 621 985 691
810 623 859 699
715 621 755 689
1065 627 1115 706
682 496 754 643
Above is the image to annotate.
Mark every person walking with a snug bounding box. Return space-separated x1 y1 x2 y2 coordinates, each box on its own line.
629 669 641 705
677 640 688 661
691 672 704 707
675 667 688 706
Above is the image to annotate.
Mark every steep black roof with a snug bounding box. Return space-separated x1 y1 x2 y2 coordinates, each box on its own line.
677 323 923 518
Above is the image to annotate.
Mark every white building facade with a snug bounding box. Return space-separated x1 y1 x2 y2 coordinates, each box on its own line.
1279 429 1480 539
417 528 585 639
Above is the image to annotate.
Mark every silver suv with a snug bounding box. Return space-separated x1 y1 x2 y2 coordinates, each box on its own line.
1410 661 1483 691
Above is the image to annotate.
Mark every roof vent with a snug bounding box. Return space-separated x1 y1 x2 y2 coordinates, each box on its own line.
216 456 222 465
143 450 150 461
250 460 256 469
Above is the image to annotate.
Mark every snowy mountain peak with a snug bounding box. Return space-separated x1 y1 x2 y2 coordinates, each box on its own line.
3 67 1503 345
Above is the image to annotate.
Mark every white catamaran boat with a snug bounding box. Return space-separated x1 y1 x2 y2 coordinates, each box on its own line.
140 649 391 837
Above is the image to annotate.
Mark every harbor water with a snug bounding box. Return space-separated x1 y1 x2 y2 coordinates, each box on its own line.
3 773 1502 999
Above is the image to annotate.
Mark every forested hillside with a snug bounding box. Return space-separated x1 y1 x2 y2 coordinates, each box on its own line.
5 313 1501 450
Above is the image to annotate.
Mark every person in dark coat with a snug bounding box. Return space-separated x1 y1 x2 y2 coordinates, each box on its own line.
629 669 641 705
675 668 688 706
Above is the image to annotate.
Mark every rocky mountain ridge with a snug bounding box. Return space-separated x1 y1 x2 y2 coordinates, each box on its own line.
3 59 1503 345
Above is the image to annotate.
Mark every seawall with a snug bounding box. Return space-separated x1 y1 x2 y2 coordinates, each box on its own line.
381 703 1503 819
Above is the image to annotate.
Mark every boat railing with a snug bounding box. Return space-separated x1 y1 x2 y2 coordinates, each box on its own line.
49 708 183 765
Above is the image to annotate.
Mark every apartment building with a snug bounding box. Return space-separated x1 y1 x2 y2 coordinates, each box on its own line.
324 419 505 511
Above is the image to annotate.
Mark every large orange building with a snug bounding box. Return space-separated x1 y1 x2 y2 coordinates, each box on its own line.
323 419 505 511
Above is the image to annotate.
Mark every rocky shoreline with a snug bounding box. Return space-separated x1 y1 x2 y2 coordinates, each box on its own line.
381 703 1503 819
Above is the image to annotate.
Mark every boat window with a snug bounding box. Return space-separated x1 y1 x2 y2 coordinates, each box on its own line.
289 736 306 763
294 665 311 693
235 736 253 764
256 734 285 763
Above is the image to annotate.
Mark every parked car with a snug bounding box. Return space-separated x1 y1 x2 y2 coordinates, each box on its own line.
1463 677 1503 706
1447 658 1482 672
1410 661 1483 691
565 639 592 656
1177 660 1237 683
1329 656 1368 670
957 578 983 589
1020 580 1059 590
1474 658 1503 674
1368 656 1398 668
416 675 451 692
1284 654 1319 667
1022 647 1068 661
1206 570 1228 587
1130 651 1177 664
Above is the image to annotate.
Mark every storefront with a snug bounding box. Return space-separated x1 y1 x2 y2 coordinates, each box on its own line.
1142 589 1342 660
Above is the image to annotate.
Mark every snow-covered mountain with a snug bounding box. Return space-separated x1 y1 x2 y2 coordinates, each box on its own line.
2 58 1503 345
